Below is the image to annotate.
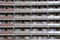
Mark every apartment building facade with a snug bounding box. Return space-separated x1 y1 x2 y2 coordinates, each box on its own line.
0 0 60 40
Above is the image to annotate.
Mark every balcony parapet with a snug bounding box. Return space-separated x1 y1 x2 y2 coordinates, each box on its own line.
15 1 60 5
0 1 15 5
15 8 60 13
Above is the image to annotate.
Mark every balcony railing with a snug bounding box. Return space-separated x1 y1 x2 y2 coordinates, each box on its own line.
0 8 14 13
0 30 60 35
0 31 13 34
0 24 14 27
0 1 60 5
14 15 60 20
15 8 60 13
0 23 59 27
15 1 60 5
0 15 60 20
14 23 60 27
0 15 14 20
0 1 15 5
0 8 60 13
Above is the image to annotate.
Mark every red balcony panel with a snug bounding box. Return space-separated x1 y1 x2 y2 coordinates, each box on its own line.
0 2 15 4
0 31 13 34
0 8 15 11
0 24 14 26
0 16 14 19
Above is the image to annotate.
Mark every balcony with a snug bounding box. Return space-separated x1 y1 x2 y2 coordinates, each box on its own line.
0 16 14 20
0 8 14 13
48 39 60 40
14 15 31 20
15 22 60 27
0 31 13 34
0 8 60 13
48 23 60 27
48 31 60 35
0 29 13 35
14 29 30 35
15 23 31 27
0 15 60 20
0 30 60 35
0 24 14 27
14 15 47 20
48 15 60 20
14 15 60 20
14 31 60 35
0 1 15 5
15 8 60 13
15 1 60 5
0 1 60 5
30 31 48 35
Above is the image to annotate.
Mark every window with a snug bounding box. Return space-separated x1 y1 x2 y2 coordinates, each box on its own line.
9 0 14 1
42 0 47 1
49 0 54 1
0 0 4 1
15 0 20 1
5 0 8 2
32 0 37 1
